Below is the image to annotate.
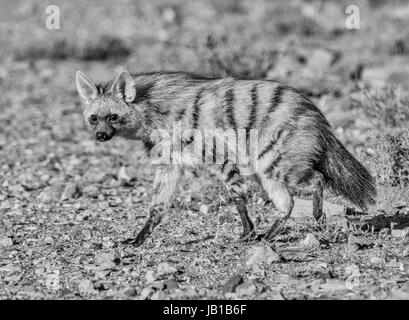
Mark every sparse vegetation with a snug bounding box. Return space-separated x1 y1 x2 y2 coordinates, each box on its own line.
355 85 409 129
353 85 409 210
196 34 277 79
14 35 131 61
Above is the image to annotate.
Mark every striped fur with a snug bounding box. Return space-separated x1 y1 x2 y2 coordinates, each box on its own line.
76 70 377 246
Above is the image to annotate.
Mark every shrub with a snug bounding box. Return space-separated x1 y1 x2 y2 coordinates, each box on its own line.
366 128 409 188
195 34 276 79
352 84 409 128
14 35 131 61
355 85 409 211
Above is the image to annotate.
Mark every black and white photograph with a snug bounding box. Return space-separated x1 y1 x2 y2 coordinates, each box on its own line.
0 0 409 303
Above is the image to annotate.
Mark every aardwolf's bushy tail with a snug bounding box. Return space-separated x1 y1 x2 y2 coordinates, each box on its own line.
321 133 377 210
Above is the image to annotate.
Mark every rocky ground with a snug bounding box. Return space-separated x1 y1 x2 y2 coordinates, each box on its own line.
1 0 409 299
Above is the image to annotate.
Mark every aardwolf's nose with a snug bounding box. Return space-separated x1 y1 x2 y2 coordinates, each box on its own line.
96 132 109 141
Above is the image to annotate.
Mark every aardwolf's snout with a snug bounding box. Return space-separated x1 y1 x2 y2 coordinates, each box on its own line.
96 132 111 141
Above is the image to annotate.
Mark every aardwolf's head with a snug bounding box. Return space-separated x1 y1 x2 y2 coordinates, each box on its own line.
75 71 141 141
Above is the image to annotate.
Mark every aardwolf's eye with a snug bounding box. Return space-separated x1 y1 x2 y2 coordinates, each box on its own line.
109 114 119 122
89 115 98 124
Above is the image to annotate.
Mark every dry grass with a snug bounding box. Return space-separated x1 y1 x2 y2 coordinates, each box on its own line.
353 85 409 211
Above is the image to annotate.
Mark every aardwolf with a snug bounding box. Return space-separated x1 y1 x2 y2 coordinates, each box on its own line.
76 70 376 246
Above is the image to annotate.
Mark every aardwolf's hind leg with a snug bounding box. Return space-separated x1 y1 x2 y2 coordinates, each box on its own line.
259 175 294 242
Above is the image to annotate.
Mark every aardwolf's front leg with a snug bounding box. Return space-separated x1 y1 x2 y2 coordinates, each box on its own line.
123 165 180 247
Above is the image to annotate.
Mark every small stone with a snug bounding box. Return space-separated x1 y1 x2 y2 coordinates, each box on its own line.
59 288 74 297
93 281 108 291
78 279 95 296
235 280 257 297
83 185 99 198
278 247 308 261
200 205 208 215
222 275 244 293
61 182 80 200
122 266 133 274
246 244 280 266
122 287 137 297
103 239 115 249
163 279 179 291
157 262 178 277
189 257 212 268
392 229 407 238
108 197 123 207
140 286 154 300
387 259 401 269
44 236 54 245
118 166 132 185
390 288 409 300
0 264 20 273
345 264 360 276
95 270 111 279
252 279 267 293
370 257 384 265
348 234 360 245
320 279 347 292
95 252 120 270
0 237 13 247
38 187 60 204
0 200 12 210
399 263 409 273
146 270 158 283
301 233 320 249
167 256 180 264
151 291 167 300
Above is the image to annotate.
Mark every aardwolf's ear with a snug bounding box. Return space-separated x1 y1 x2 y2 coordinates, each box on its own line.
110 71 136 103
76 71 98 103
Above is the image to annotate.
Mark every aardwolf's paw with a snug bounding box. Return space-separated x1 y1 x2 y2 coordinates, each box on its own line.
251 231 278 242
121 235 145 247
239 230 259 242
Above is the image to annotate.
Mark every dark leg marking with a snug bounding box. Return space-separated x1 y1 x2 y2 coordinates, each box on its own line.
122 208 162 247
263 200 293 242
312 171 324 222
257 177 294 242
223 165 256 241
263 219 285 242
234 193 256 241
